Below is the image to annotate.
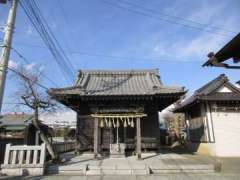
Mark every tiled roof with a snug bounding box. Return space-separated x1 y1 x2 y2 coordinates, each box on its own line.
174 74 240 111
0 114 50 132
0 114 33 130
194 74 228 95
49 69 185 96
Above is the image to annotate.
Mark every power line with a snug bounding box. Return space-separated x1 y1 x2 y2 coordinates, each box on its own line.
70 51 201 63
118 0 238 34
57 0 74 51
30 0 75 73
6 65 49 90
102 0 234 37
31 0 75 68
11 41 203 63
19 0 75 83
11 47 60 87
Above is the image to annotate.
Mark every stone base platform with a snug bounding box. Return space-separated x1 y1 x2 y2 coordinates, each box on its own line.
1 164 45 176
46 152 217 175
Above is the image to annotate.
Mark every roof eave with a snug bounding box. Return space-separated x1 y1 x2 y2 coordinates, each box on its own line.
202 33 240 66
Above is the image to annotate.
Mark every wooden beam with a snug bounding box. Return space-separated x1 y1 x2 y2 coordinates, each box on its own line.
93 117 99 158
136 117 141 159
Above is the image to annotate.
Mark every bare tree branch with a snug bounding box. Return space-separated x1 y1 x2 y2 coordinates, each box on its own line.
11 65 59 160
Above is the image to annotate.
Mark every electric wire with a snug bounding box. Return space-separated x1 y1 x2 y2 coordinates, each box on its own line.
11 47 60 87
19 0 75 83
102 0 234 37
118 0 238 34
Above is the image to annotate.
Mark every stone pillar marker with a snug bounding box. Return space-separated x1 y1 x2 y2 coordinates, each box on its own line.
136 117 141 159
94 117 99 158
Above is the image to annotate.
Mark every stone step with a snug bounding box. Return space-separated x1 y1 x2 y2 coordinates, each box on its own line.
86 165 150 175
46 164 87 175
150 164 215 174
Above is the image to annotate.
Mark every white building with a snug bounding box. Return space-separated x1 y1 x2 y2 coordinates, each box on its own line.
175 74 240 157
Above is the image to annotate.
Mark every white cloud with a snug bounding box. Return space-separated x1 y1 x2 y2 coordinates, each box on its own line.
152 19 236 61
8 60 18 68
24 63 36 70
152 43 169 57
39 64 45 72
187 2 225 24
26 26 33 35
51 21 57 29
181 33 227 57
150 1 238 62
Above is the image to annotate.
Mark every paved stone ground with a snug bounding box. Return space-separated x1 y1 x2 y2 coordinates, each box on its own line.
58 151 217 166
219 157 240 173
1 173 240 180
1 154 240 179
46 152 217 175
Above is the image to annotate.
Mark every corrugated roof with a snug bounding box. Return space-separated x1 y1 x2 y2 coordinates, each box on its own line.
49 69 185 96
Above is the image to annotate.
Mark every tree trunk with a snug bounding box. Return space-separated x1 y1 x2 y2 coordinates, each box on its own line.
33 106 57 160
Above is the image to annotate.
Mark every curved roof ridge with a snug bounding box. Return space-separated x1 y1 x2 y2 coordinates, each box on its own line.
77 69 159 75
195 73 227 95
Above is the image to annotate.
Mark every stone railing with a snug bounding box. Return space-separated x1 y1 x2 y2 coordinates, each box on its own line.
1 143 46 176
52 141 75 154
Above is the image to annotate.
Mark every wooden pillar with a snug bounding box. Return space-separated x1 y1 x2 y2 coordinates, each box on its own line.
123 127 127 143
94 117 99 158
109 127 113 144
136 117 141 159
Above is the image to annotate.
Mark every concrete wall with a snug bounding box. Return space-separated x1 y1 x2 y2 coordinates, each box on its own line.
211 110 240 157
186 102 240 157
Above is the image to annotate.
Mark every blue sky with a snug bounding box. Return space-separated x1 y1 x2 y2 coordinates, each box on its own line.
0 0 240 113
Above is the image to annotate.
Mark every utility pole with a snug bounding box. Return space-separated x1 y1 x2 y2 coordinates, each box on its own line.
0 0 18 113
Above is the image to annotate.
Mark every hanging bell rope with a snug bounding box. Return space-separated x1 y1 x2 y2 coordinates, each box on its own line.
100 118 104 128
108 118 112 128
131 118 134 128
112 118 116 128
91 114 146 128
123 117 127 127
104 117 108 127
116 118 120 127
120 117 124 122
128 117 131 126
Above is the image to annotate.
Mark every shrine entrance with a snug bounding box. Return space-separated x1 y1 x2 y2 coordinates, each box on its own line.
91 113 146 159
